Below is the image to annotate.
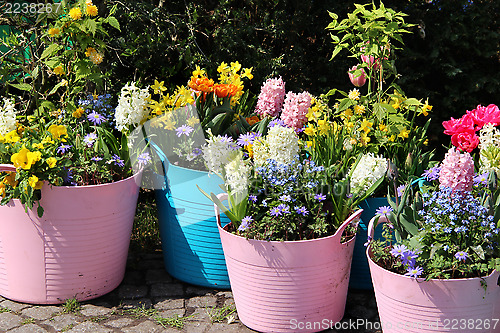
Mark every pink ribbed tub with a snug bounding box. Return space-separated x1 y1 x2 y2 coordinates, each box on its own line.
215 193 362 333
367 216 500 333
0 164 141 304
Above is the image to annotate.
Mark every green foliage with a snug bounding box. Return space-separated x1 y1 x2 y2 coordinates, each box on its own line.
61 298 81 314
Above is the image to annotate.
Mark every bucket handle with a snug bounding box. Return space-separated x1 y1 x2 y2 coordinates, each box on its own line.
214 193 363 243
214 193 228 228
366 215 389 245
0 164 16 173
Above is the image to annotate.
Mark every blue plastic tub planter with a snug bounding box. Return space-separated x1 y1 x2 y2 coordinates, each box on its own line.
150 143 231 289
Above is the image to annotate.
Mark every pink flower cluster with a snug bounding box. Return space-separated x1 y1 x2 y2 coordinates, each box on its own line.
280 91 312 131
255 77 286 117
442 104 500 152
439 147 474 192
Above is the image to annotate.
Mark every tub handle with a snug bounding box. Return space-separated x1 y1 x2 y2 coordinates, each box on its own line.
144 138 170 182
0 164 16 173
214 193 229 228
366 215 389 245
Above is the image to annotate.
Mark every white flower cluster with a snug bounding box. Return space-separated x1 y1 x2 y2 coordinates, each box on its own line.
350 153 387 195
114 82 150 133
479 124 500 175
253 125 299 166
202 133 239 174
224 153 251 195
0 98 17 136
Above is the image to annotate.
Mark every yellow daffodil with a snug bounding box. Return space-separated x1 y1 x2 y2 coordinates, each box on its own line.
421 99 433 116
230 61 242 73
46 157 57 168
306 141 313 148
41 136 55 145
69 7 82 20
388 134 396 142
317 119 331 136
0 183 5 197
245 144 254 158
163 118 176 130
398 128 410 139
304 124 316 136
392 100 400 109
217 62 228 74
424 139 429 146
241 67 253 80
192 65 205 77
151 80 167 95
360 119 373 133
360 133 371 145
187 117 200 127
349 138 357 146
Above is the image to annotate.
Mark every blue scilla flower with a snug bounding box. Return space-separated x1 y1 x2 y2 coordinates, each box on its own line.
454 226 468 233
449 213 457 221
443 227 452 233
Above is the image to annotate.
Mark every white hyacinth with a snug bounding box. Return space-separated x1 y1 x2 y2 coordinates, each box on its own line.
114 82 150 133
224 152 251 195
0 98 17 136
479 124 500 175
253 125 299 167
350 153 387 195
202 133 239 174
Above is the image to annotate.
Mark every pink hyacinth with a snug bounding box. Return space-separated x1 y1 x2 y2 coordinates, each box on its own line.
255 77 286 117
280 91 312 131
439 147 474 192
466 104 500 129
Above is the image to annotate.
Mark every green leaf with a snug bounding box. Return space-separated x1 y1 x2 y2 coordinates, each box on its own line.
107 16 121 31
40 43 62 60
8 83 32 91
85 19 97 35
471 245 485 260
47 81 66 96
37 205 44 218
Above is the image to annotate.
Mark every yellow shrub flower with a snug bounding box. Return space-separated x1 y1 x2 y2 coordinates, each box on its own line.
86 4 98 16
72 107 84 118
360 119 373 133
46 157 57 168
48 27 60 37
354 105 365 115
348 88 360 100
69 7 82 20
379 123 388 132
54 66 65 76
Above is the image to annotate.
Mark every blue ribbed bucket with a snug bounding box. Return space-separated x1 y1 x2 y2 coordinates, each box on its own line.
349 197 387 290
155 164 231 289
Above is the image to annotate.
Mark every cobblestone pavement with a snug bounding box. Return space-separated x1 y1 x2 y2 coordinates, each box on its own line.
0 252 381 333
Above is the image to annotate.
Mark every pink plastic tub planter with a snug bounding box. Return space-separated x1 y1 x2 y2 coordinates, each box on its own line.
366 216 500 333
215 193 362 333
0 164 142 304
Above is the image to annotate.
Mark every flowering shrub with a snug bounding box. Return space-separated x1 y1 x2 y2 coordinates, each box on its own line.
370 147 500 280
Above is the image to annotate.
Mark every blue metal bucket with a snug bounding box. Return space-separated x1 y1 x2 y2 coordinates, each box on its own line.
150 141 231 289
349 197 386 290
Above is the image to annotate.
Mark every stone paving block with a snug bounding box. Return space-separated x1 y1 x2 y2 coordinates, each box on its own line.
186 295 217 308
20 306 60 320
186 307 211 322
66 321 113 333
118 284 148 299
0 300 31 312
215 291 233 299
206 322 255 332
121 320 165 333
145 269 173 284
153 298 184 311
120 298 153 309
157 308 185 319
80 304 112 317
103 317 134 328
7 323 49 333
185 286 216 296
42 313 81 331
182 320 211 333
150 283 183 298
0 312 23 331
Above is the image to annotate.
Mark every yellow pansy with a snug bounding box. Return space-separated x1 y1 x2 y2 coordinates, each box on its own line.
32 142 44 150
151 80 167 95
41 136 55 145
4 172 18 188
46 157 57 168
398 128 410 139
48 124 68 140
28 175 43 189
4 130 20 143
11 147 41 170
